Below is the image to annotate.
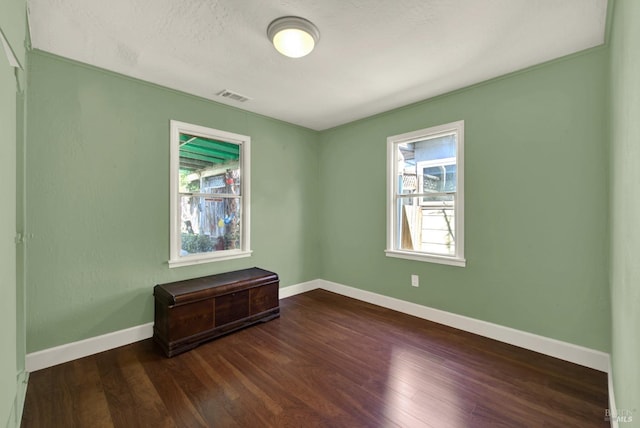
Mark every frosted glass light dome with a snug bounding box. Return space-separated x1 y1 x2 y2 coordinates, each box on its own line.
267 16 320 58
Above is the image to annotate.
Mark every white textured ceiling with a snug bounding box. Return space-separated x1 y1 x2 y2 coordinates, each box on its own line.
28 0 608 131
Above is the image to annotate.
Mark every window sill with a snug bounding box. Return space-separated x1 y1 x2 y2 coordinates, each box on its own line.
168 250 252 268
385 250 466 267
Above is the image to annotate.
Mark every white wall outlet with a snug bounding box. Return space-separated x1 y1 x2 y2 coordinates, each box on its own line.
411 274 419 287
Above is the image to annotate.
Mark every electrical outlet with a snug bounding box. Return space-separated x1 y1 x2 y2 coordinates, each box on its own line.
411 274 419 287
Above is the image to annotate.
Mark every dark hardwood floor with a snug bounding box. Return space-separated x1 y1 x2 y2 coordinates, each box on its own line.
22 289 609 427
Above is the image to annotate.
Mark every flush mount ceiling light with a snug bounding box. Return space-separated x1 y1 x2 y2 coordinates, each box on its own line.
267 16 320 58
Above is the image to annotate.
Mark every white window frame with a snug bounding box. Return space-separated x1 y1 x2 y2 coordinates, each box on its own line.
385 120 465 267
169 120 252 268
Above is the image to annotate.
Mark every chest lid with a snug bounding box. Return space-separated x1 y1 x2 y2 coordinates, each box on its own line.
154 267 278 306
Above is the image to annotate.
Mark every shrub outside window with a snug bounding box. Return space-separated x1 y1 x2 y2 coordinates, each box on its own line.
169 120 251 267
386 120 465 267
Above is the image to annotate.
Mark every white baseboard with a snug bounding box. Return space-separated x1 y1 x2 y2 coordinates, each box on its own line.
26 278 609 375
26 322 154 372
318 279 610 372
279 279 321 299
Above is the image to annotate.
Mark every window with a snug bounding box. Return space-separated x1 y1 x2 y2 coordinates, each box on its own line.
169 120 251 267
386 120 465 267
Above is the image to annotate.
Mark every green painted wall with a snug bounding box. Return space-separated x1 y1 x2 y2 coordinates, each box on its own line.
26 51 320 352
0 0 26 70
319 49 611 351
0 48 18 428
610 0 640 422
0 0 27 426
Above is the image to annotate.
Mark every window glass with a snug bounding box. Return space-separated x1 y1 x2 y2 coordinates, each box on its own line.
170 121 251 267
386 121 465 266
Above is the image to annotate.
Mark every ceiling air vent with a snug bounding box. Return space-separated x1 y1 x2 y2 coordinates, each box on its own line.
216 89 251 103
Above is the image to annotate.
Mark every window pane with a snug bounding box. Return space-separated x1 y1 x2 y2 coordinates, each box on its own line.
421 207 455 256
415 134 456 161
387 120 463 264
396 197 456 256
423 164 456 193
397 135 457 196
180 195 241 255
396 142 417 195
170 120 251 267
179 133 240 194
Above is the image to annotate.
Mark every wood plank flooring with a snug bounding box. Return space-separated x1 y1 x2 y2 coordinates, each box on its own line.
21 289 609 427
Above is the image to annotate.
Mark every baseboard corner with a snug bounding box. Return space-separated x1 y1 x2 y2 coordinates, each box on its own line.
279 279 321 299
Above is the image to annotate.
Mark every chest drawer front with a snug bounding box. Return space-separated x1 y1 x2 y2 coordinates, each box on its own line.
250 283 279 315
215 290 250 326
168 299 214 341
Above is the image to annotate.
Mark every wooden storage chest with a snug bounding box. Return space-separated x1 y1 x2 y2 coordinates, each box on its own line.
153 267 279 357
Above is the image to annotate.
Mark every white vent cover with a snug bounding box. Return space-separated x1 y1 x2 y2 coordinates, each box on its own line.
216 89 251 103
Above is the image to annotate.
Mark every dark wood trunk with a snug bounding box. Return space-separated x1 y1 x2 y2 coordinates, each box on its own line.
153 267 279 357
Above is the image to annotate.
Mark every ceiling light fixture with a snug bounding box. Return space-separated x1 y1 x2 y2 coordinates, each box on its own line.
267 16 320 58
